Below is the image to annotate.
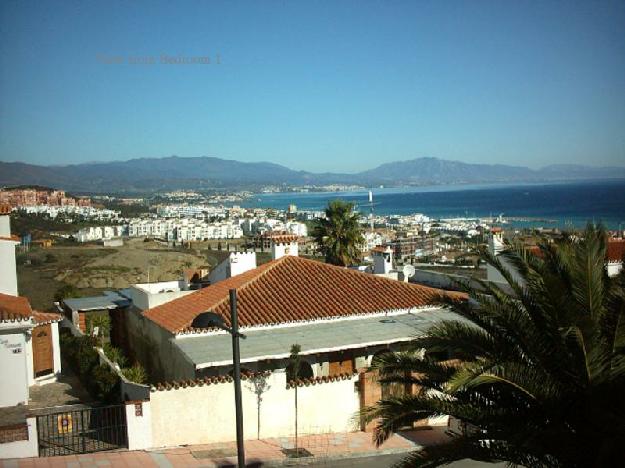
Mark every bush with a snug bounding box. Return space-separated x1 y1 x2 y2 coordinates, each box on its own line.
44 253 57 263
122 364 147 384
59 331 120 403
103 343 127 369
91 365 120 402
54 284 81 303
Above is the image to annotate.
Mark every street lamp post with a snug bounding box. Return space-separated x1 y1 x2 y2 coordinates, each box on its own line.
191 288 247 468
230 289 245 468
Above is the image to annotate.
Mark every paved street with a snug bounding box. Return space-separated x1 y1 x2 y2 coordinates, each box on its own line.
1 429 445 467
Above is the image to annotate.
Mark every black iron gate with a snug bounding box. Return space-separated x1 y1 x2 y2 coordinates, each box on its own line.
36 404 128 456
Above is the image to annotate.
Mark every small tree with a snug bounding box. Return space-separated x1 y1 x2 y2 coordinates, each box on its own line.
248 373 271 440
54 283 80 303
88 314 111 347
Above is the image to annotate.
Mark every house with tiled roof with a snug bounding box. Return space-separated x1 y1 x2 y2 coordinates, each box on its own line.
120 240 461 382
607 238 625 277
0 211 62 409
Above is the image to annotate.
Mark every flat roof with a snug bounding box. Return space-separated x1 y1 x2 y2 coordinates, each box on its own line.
174 307 460 368
63 291 130 312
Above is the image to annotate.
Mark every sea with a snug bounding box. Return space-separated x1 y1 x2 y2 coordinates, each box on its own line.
241 179 625 230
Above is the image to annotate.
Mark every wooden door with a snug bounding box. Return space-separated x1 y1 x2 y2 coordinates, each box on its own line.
33 324 54 377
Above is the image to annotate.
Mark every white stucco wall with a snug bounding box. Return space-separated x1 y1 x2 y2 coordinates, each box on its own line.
149 371 360 448
607 261 622 277
271 241 298 260
125 401 153 450
126 284 193 311
0 241 18 296
0 326 30 407
208 252 257 284
126 307 195 382
0 417 38 459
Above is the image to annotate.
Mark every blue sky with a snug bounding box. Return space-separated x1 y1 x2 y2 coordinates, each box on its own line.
1 0 624 172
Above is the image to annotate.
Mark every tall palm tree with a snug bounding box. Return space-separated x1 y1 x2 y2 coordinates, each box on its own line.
361 225 625 467
313 200 364 266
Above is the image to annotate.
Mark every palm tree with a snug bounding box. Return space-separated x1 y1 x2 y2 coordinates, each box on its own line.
313 200 364 266
361 225 625 467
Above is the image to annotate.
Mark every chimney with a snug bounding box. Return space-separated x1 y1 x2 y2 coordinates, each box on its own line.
269 233 299 260
208 251 257 285
372 246 393 275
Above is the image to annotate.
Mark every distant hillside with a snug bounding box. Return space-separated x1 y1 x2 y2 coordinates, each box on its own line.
1 156 624 193
357 157 536 185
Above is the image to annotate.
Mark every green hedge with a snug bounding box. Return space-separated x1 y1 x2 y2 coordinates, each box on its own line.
60 331 120 403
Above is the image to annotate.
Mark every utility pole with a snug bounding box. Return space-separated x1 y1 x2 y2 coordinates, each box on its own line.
230 289 245 468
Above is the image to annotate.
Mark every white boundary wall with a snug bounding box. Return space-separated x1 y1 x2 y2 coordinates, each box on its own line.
148 371 359 448
0 417 38 459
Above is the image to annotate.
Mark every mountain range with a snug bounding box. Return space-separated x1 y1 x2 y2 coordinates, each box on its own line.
1 156 624 193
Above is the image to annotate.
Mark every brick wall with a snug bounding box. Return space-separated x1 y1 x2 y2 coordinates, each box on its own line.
0 424 28 444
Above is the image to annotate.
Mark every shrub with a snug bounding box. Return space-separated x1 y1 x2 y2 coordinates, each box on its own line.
103 344 127 369
122 364 148 384
91 365 120 402
44 253 57 263
59 331 120 403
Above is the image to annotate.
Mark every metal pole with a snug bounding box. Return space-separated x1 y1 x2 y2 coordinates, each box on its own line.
230 288 245 468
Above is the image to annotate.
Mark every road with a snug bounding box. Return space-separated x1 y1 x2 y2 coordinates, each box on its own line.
304 453 507 467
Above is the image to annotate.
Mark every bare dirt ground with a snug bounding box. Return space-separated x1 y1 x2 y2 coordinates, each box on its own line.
17 238 223 310
54 238 209 288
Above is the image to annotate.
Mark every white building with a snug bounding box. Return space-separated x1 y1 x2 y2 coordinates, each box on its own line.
0 208 62 409
208 252 257 284
0 207 19 296
76 225 125 242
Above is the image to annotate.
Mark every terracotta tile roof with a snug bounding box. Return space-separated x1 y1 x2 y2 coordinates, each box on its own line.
143 255 461 334
0 235 20 243
264 232 300 243
32 311 62 325
287 372 357 389
607 239 625 263
0 293 33 322
0 204 11 214
151 371 270 392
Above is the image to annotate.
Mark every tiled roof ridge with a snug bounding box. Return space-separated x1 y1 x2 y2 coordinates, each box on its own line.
285 256 444 292
142 258 281 332
144 255 461 335
32 310 63 325
197 256 290 322
0 314 32 323
151 370 271 392
286 372 358 389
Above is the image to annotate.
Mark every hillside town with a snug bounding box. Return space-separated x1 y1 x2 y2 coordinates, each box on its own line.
2 2 625 467
2 181 625 467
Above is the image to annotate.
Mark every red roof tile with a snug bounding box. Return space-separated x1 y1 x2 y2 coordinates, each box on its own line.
607 239 625 263
264 232 300 243
32 311 62 325
143 256 461 334
0 293 33 321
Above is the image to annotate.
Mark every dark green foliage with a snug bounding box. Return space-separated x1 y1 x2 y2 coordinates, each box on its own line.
54 283 81 303
313 200 364 266
361 225 625 467
44 253 57 263
60 331 120 403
